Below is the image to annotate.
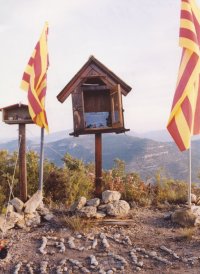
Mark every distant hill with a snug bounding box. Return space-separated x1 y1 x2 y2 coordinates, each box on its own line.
1 133 200 182
129 129 200 143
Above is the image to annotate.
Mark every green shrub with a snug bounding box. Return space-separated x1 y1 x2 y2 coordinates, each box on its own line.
44 154 94 206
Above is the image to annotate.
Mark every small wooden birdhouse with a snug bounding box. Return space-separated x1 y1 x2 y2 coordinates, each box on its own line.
57 56 132 136
0 103 33 124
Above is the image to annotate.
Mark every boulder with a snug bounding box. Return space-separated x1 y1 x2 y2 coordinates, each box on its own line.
102 190 121 204
6 204 14 214
86 198 100 207
106 200 130 217
98 204 109 212
171 208 197 227
25 212 41 227
37 206 50 216
77 206 97 218
0 212 24 232
69 197 87 212
24 190 43 214
10 197 24 213
0 215 11 232
43 213 54 221
191 194 197 204
95 211 106 219
16 218 26 229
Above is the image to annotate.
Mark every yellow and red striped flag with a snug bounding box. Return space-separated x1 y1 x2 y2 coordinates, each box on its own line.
167 0 200 151
20 22 49 132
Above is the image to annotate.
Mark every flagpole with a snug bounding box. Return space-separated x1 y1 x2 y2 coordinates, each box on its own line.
39 127 44 191
188 140 192 208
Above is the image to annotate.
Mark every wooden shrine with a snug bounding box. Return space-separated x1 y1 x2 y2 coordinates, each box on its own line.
0 103 33 202
1 103 33 124
57 56 132 195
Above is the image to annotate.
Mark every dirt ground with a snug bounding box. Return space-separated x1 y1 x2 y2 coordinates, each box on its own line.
1 206 200 274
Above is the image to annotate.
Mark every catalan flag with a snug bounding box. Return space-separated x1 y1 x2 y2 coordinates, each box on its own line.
167 0 200 151
20 22 49 132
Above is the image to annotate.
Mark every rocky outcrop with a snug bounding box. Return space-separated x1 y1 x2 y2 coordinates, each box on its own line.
69 197 87 212
0 191 54 232
10 198 24 213
102 190 121 204
86 198 100 207
24 190 43 214
78 206 97 218
106 200 130 217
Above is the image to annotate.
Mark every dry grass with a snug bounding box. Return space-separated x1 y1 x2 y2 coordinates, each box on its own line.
179 227 196 240
63 215 93 233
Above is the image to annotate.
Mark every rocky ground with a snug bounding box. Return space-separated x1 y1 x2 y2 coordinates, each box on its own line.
1 206 200 274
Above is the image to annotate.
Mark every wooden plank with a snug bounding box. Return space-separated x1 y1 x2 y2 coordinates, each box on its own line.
83 89 111 113
72 88 85 131
95 133 102 196
19 123 27 202
82 85 108 91
93 219 134 226
111 84 123 128
69 127 129 136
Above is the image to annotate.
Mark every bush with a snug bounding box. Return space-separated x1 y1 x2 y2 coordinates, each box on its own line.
102 159 152 206
0 150 196 210
44 154 94 206
153 170 188 205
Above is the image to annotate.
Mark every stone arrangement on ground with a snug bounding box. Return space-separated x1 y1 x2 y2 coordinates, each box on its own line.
69 190 130 219
1 206 200 273
2 191 200 273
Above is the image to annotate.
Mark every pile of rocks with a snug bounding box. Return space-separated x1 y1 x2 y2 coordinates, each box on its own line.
0 190 53 232
69 190 130 219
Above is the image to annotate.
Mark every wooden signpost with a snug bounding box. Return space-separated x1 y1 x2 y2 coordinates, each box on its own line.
0 103 33 202
57 56 132 196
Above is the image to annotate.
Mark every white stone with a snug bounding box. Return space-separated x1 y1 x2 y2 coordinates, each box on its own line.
37 207 50 216
16 218 26 229
25 212 41 227
13 262 22 274
102 190 121 204
95 211 106 219
7 204 14 214
92 238 98 249
24 190 43 214
0 212 24 232
10 197 24 213
69 196 87 212
90 255 98 266
98 204 109 212
43 213 54 221
86 198 100 207
39 237 48 254
191 194 197 203
78 206 97 218
106 200 130 217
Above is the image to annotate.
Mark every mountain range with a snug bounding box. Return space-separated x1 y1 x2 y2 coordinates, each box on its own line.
0 130 200 182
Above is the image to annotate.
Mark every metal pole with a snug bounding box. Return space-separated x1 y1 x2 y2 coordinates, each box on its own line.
188 141 192 207
39 127 44 191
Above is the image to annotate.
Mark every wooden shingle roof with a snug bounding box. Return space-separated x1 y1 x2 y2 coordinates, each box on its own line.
57 55 132 103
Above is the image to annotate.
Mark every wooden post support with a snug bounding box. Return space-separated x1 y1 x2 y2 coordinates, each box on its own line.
19 123 27 202
95 133 102 196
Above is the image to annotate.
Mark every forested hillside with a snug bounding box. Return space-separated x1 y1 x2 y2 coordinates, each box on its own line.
1 134 200 182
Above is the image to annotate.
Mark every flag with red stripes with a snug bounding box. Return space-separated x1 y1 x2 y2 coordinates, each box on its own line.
20 22 49 132
167 0 200 151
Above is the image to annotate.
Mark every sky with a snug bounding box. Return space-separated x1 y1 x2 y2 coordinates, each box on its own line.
0 0 198 140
